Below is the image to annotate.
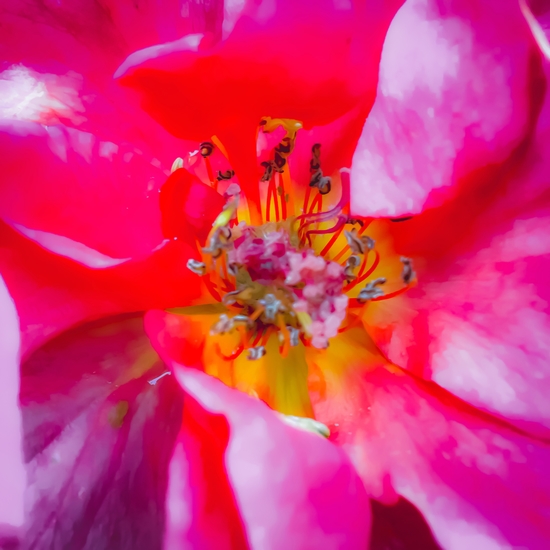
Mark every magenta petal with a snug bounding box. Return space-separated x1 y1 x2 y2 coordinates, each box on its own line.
315 367 550 550
20 315 182 549
350 0 539 217
0 277 25 542
168 366 371 550
371 100 550 435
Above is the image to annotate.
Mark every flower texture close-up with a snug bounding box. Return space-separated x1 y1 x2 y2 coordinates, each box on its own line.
2 0 550 549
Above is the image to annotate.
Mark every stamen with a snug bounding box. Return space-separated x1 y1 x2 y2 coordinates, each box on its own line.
179 129 417 363
371 285 412 302
215 342 244 361
217 169 235 181
343 254 361 282
211 313 234 335
187 259 206 275
401 256 416 284
199 142 214 157
200 141 217 189
247 345 266 360
344 228 374 255
344 250 380 291
277 314 291 357
357 277 386 302
303 215 347 248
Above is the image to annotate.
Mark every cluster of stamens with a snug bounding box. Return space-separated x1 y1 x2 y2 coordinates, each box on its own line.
183 118 416 361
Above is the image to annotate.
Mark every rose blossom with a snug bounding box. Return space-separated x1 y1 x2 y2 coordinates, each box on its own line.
2 1 550 550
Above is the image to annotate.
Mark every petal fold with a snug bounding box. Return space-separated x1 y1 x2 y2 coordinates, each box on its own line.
168 366 372 550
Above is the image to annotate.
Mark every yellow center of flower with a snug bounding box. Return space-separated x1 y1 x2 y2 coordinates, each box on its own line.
176 117 416 418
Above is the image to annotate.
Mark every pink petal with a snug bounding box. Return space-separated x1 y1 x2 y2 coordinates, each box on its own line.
0 276 25 544
168 365 371 549
20 314 182 549
314 366 550 550
369 84 550 436
350 0 539 218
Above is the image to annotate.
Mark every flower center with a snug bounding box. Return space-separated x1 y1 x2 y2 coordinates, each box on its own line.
181 117 416 362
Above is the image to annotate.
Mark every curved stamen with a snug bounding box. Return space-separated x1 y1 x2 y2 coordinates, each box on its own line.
303 215 347 248
344 250 381 292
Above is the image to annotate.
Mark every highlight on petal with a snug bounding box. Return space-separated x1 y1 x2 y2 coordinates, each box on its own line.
0 276 25 543
10 222 131 268
350 0 539 218
167 365 371 550
520 0 550 59
20 314 182 549
314 365 550 550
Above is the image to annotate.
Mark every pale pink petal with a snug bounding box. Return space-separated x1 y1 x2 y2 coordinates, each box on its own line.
168 366 371 550
0 276 25 544
351 0 539 217
369 89 550 436
20 314 182 549
314 366 550 550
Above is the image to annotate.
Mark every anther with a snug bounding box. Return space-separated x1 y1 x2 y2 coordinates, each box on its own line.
233 314 252 328
227 262 239 276
401 257 416 284
357 277 386 302
318 176 332 195
199 141 214 158
288 326 300 347
273 153 286 172
211 314 234 335
275 138 292 155
261 161 274 182
187 259 206 275
344 254 361 281
217 169 235 181
247 345 266 361
347 218 365 227
258 294 282 321
344 228 375 255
